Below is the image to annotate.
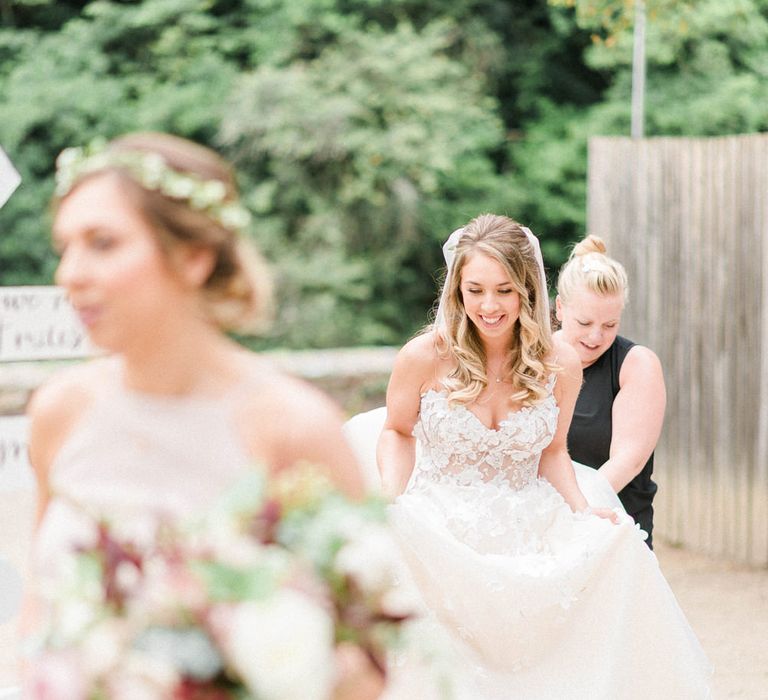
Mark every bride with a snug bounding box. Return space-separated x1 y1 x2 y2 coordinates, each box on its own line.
365 214 711 698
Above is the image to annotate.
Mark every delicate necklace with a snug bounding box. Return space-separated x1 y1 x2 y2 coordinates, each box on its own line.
476 361 508 404
486 361 508 384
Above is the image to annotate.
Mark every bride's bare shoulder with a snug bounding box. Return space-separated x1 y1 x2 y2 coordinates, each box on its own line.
229 351 363 495
242 355 338 409
395 330 445 372
400 330 441 358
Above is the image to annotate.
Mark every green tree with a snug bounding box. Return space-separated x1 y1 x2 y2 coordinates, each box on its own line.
0 0 243 282
0 0 532 346
508 0 768 270
3 0 766 347
220 21 511 347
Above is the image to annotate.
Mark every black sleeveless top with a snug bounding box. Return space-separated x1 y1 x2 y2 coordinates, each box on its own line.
567 336 657 537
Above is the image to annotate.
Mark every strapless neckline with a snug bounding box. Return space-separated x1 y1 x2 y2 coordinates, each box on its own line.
420 388 549 434
410 383 560 493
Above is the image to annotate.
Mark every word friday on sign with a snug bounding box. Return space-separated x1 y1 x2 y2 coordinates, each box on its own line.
0 322 87 357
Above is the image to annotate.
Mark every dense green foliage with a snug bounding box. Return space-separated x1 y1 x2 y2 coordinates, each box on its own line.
1 0 767 347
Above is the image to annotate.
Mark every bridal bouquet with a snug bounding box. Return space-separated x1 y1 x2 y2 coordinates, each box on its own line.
30 468 416 699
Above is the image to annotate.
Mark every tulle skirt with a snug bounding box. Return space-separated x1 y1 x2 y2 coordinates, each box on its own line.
344 408 713 699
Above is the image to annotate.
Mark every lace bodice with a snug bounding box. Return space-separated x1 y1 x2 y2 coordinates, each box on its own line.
409 377 559 492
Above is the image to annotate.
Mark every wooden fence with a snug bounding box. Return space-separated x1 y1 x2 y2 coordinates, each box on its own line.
588 133 768 566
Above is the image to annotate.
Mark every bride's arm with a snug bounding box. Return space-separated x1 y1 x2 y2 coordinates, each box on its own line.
537 340 591 512
377 334 435 499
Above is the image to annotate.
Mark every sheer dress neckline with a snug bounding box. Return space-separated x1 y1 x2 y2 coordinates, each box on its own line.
45 363 254 522
410 379 559 492
419 388 545 434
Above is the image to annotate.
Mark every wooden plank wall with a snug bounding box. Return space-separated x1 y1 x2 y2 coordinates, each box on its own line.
588 134 768 566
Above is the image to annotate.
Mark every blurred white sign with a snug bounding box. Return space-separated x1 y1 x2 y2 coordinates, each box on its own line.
0 286 93 361
0 147 21 209
0 415 32 492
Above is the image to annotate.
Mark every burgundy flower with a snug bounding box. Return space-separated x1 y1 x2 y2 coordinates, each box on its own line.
173 677 234 700
248 498 282 544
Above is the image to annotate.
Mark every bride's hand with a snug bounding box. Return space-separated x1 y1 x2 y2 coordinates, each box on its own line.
586 507 623 524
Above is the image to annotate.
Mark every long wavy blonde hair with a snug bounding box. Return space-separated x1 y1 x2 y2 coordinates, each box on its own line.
433 214 558 406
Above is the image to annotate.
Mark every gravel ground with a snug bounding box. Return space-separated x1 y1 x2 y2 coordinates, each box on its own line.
653 540 768 699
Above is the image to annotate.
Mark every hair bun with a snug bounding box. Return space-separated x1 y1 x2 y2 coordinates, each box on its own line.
557 234 628 304
572 234 607 258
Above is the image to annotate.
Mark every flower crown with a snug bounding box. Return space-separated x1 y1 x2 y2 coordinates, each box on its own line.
55 139 252 232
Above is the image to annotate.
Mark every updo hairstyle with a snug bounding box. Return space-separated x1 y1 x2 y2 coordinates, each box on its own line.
556 235 628 306
57 132 272 333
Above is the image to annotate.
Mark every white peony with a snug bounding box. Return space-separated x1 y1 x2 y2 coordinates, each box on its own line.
227 590 335 700
106 649 179 700
334 525 402 593
79 618 127 678
53 599 99 643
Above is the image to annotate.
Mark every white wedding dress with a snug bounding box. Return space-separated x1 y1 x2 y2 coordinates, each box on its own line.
344 380 712 699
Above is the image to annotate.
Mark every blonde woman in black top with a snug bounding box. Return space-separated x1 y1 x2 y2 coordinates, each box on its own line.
554 235 666 547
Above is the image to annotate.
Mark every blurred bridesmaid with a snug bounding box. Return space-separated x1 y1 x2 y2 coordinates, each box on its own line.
22 132 381 699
